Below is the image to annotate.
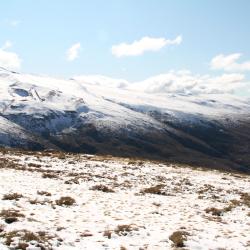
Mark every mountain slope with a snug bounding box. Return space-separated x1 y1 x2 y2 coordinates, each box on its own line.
0 67 250 173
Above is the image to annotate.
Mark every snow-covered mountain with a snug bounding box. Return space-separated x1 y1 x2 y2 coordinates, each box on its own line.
0 67 250 173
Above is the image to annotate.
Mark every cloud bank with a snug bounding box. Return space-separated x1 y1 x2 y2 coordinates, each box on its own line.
129 71 247 95
112 35 182 57
0 41 21 70
74 70 248 96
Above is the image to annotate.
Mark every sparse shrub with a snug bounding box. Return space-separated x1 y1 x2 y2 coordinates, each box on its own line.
169 230 189 248
55 196 76 206
56 226 65 231
197 184 214 194
103 229 112 239
182 178 193 186
114 224 138 236
0 224 4 233
37 191 51 196
57 153 66 159
2 193 23 201
2 230 55 249
65 178 79 184
230 199 241 206
205 207 223 216
240 192 250 207
0 209 25 224
42 173 57 179
16 242 29 250
90 184 115 193
223 204 236 212
20 231 39 242
28 163 42 168
29 198 52 205
80 231 93 237
141 184 166 195
29 198 41 205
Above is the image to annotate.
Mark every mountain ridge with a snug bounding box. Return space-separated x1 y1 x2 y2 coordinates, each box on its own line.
0 67 250 173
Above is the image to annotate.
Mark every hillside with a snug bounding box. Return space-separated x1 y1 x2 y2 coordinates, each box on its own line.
0 67 250 173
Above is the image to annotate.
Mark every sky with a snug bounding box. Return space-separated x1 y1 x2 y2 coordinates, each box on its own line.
0 0 250 96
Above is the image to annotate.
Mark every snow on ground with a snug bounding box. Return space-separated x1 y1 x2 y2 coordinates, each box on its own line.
0 150 249 250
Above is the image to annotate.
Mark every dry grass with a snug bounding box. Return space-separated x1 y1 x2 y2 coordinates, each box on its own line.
42 172 58 179
1 230 55 249
141 184 166 195
2 193 23 201
16 242 29 250
103 224 139 238
103 229 112 239
205 197 248 217
55 196 76 206
169 230 190 248
240 192 250 207
90 184 115 193
28 163 42 168
114 224 138 236
37 191 52 196
65 177 80 184
29 198 53 206
205 207 223 216
0 209 25 224
197 184 215 194
0 209 25 218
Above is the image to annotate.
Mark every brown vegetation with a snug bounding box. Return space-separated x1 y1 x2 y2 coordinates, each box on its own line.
2 193 23 201
90 184 115 193
169 230 190 248
0 230 56 250
55 196 76 206
141 184 166 195
114 224 139 236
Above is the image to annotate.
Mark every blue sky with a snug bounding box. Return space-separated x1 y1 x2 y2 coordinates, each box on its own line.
1 0 250 95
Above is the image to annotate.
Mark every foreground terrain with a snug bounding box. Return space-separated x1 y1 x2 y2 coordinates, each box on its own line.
0 149 249 249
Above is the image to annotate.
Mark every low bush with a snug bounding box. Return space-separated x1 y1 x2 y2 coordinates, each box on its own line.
141 184 166 195
55 196 76 206
90 184 115 193
169 230 189 248
2 193 23 201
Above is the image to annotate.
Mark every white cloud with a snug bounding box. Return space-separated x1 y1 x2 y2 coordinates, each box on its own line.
129 71 247 95
0 41 21 70
73 70 247 95
211 53 250 72
66 43 81 61
111 35 182 57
